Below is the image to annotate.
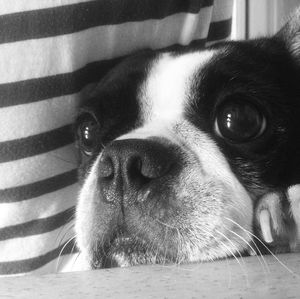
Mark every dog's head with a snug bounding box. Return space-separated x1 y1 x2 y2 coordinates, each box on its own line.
75 10 300 268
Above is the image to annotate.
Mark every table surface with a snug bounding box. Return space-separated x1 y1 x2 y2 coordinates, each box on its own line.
0 253 299 299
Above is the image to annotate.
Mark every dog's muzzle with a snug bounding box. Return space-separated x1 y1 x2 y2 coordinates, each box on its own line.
76 134 253 268
85 138 186 268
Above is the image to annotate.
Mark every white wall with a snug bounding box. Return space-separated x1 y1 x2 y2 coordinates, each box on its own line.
232 0 300 40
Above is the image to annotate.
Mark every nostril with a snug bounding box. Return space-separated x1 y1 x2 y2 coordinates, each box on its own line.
130 156 142 173
126 156 153 185
140 157 172 179
99 155 114 178
125 156 143 178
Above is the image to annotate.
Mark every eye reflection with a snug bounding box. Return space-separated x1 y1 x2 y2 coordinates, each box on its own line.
214 99 266 143
77 114 99 155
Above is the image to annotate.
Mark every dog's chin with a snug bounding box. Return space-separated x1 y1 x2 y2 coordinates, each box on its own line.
91 236 171 269
90 236 252 269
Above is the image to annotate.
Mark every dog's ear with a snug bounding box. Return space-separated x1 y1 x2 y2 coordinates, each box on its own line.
275 7 300 63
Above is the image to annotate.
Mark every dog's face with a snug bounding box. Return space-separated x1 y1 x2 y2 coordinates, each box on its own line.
75 12 300 269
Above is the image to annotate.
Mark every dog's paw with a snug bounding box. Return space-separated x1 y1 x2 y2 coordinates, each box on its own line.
287 185 300 251
255 190 299 253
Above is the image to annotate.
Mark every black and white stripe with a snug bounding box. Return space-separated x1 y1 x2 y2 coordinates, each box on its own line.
0 0 233 275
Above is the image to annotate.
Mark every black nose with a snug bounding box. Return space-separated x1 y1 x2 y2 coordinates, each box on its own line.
98 139 175 203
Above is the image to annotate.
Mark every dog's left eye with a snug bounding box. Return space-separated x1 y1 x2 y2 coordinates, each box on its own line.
214 99 266 143
77 114 99 155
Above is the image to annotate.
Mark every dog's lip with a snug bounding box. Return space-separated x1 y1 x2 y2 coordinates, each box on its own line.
111 236 135 247
92 234 150 268
109 233 148 249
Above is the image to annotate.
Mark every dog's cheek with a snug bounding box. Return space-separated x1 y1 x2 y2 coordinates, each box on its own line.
170 122 254 258
75 154 107 265
179 168 253 258
75 163 98 266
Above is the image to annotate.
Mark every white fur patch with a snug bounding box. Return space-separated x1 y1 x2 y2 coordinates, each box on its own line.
117 50 215 142
75 153 102 264
140 50 215 123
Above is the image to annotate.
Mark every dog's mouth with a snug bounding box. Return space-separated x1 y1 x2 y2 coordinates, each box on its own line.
91 232 256 269
91 228 174 269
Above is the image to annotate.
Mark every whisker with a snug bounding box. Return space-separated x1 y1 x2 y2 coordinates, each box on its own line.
205 229 249 286
132 223 145 247
56 222 75 247
225 217 297 276
175 228 184 265
223 203 271 274
56 236 76 272
71 251 82 271
154 218 184 266
215 229 246 264
161 226 169 266
100 233 108 260
226 226 270 275
149 237 159 263
214 229 249 286
154 243 160 264
55 207 76 248
70 237 78 256
55 221 73 244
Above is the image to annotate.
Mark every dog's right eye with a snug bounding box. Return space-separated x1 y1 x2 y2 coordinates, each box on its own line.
214 99 266 143
77 114 99 156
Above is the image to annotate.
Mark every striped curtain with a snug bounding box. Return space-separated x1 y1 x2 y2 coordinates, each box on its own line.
0 0 233 275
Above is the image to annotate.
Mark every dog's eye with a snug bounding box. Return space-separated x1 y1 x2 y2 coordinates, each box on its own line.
214 100 266 143
77 114 99 156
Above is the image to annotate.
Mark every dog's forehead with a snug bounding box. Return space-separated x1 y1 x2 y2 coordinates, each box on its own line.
139 50 216 124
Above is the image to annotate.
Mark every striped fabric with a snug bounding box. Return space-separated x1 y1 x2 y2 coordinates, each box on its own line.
0 0 233 275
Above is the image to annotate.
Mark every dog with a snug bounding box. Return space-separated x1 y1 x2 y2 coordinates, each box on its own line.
74 9 300 269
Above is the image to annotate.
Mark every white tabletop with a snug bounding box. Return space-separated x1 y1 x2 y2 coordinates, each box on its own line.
0 253 299 299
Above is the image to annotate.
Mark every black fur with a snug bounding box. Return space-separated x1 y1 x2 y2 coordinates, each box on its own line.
75 50 156 181
187 37 300 196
